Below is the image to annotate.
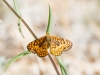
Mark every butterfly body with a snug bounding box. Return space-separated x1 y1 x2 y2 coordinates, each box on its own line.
27 35 72 57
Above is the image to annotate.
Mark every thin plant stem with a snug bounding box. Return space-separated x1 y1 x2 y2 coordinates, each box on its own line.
3 0 37 39
48 54 60 75
3 0 60 75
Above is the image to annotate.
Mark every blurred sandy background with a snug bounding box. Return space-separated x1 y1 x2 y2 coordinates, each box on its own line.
0 0 100 75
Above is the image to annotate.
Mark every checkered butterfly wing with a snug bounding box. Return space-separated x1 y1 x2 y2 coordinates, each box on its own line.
50 36 73 56
27 36 49 57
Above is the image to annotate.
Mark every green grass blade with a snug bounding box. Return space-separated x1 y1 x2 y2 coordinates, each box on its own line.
57 56 67 75
13 0 21 16
4 51 30 71
46 5 52 34
17 18 24 38
46 5 67 75
13 0 24 38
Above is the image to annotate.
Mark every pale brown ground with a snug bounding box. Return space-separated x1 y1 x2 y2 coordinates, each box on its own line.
0 0 100 75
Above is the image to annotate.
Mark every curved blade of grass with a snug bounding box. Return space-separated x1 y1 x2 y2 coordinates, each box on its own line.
4 51 30 71
17 18 24 38
46 5 60 75
13 0 24 38
46 4 52 34
46 5 67 75
57 56 67 75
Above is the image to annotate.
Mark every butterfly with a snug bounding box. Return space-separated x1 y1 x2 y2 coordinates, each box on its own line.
27 33 72 57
